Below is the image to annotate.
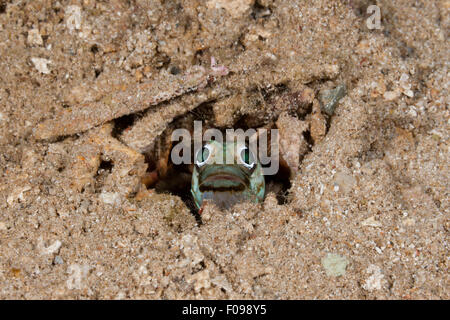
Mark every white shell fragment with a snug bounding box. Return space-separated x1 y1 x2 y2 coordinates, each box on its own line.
27 29 43 46
31 57 51 74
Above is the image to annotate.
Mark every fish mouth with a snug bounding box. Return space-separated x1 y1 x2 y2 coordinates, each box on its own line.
198 165 250 192
199 174 247 192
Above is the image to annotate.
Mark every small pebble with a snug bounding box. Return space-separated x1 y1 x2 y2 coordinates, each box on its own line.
383 90 401 101
27 29 43 46
54 256 64 265
363 265 384 291
99 191 121 206
206 0 253 18
319 84 347 116
408 106 417 117
403 89 414 98
322 253 348 277
361 216 382 227
40 239 62 255
31 57 51 74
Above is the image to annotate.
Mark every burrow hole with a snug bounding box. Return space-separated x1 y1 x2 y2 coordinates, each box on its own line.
110 88 320 214
142 103 294 214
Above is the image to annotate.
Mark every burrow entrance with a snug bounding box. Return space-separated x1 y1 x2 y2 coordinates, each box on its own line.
141 106 305 214
112 81 337 216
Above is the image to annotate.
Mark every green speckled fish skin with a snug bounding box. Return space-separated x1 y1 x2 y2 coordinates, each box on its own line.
191 140 265 210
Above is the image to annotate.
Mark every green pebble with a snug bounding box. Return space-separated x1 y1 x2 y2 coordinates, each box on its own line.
319 84 347 116
321 253 349 277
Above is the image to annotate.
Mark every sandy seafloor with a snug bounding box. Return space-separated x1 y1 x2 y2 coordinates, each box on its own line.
0 0 448 299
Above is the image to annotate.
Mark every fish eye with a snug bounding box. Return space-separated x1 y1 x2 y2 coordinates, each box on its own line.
195 144 212 167
239 146 255 170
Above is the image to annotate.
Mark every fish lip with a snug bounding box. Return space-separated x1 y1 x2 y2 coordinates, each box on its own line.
199 173 248 192
199 174 247 192
202 174 244 182
198 165 251 192
199 165 250 181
